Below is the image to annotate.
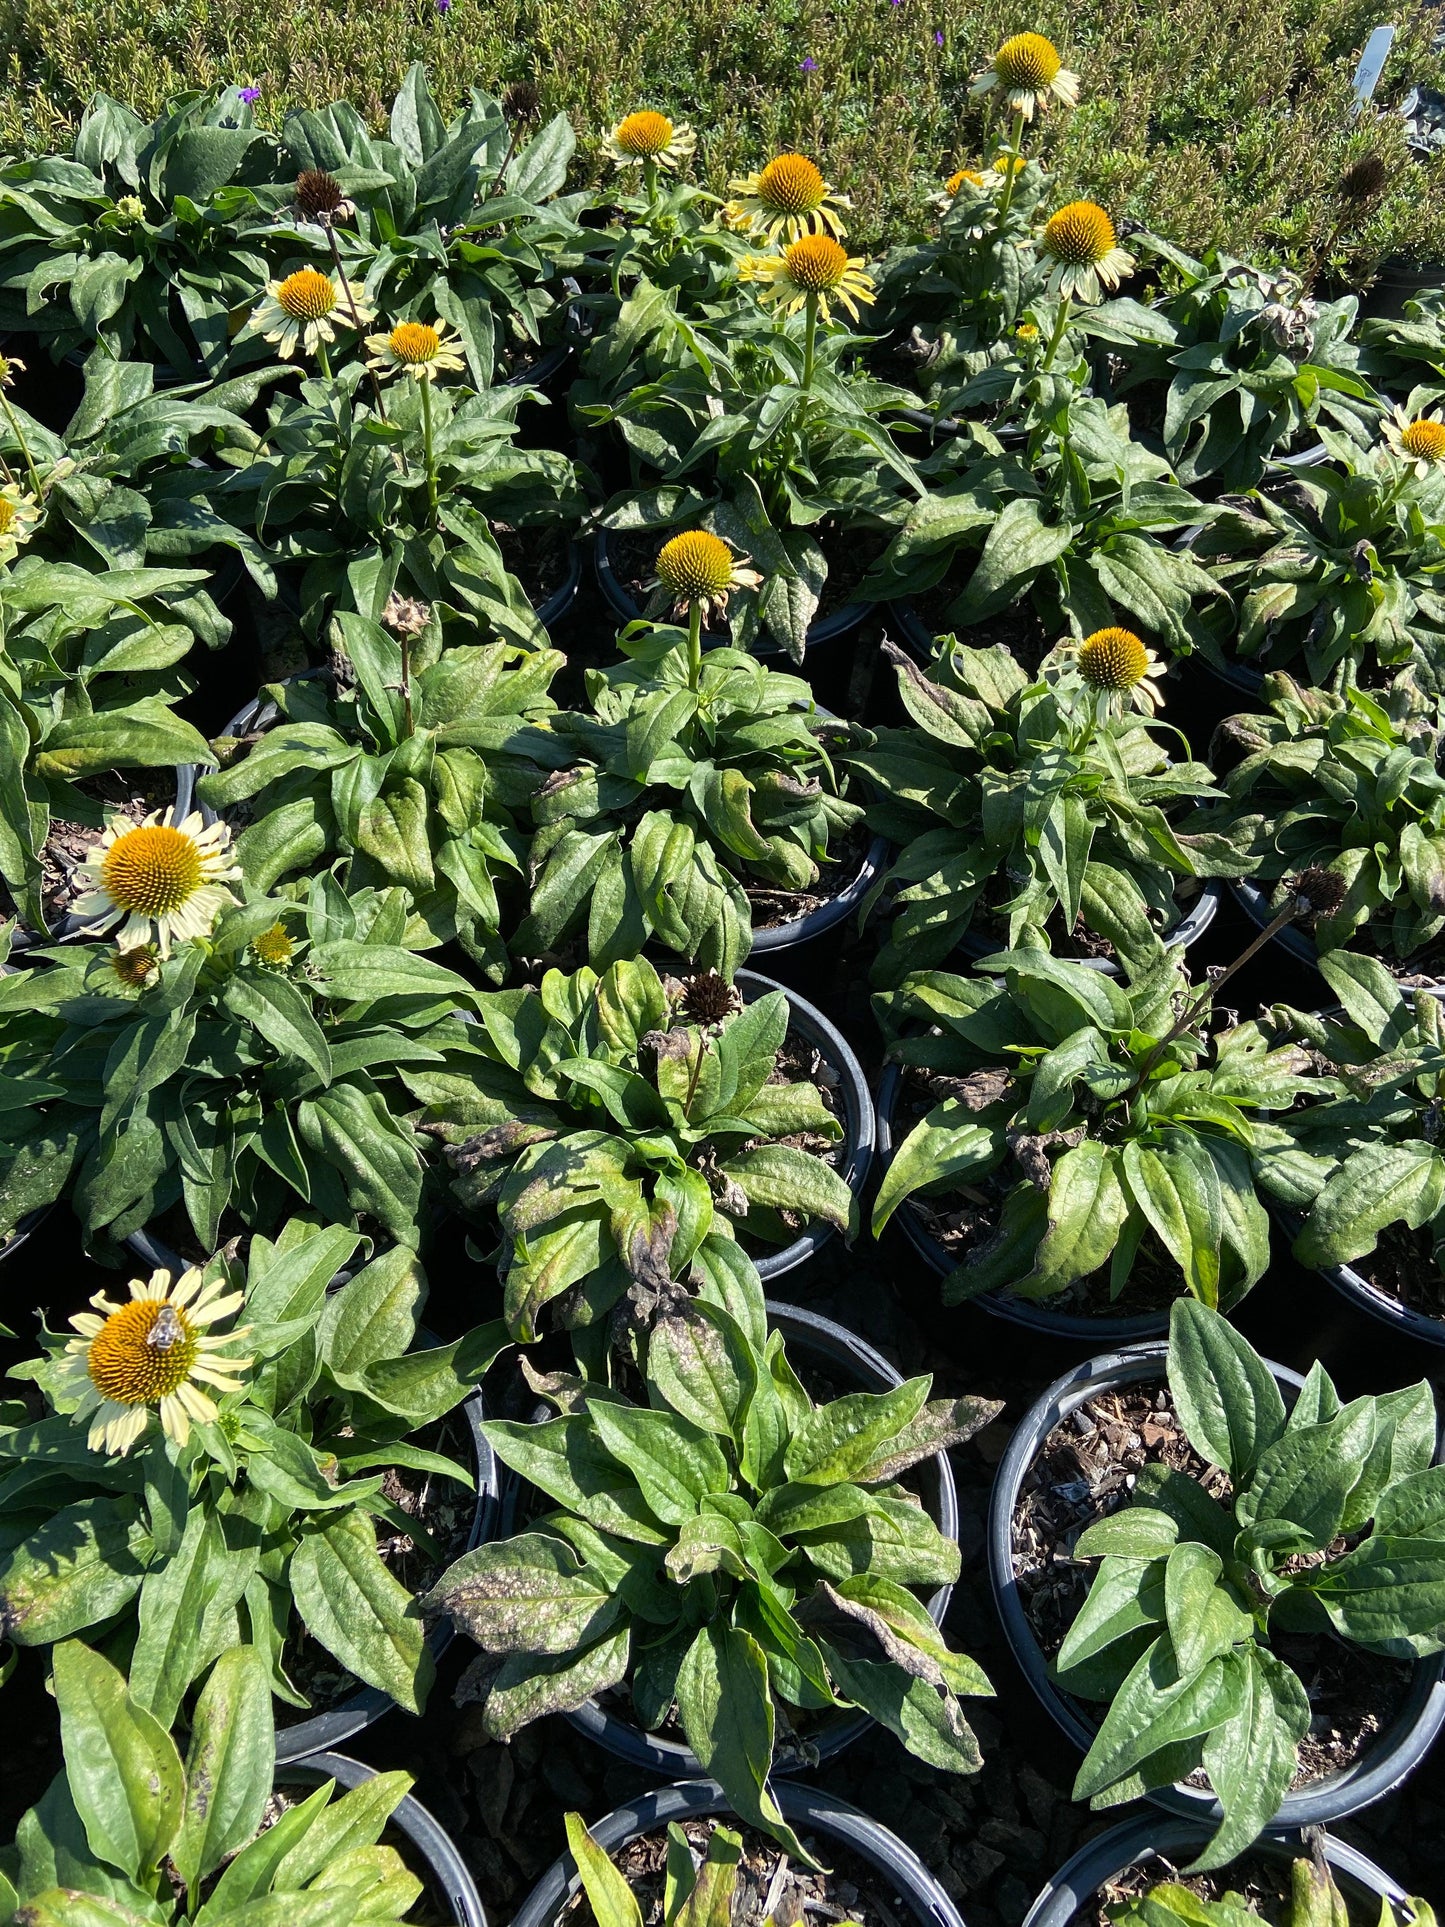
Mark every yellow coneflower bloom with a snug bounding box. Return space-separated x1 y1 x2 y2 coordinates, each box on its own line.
246 267 374 360
1057 626 1165 714
1039 202 1136 303
739 233 876 325
602 111 696 173
0 484 39 564
60 1267 252 1456
365 319 467 383
1382 405 1445 478
971 32 1080 121
931 167 1001 218
654 530 762 623
70 809 239 957
724 154 851 242
251 922 296 968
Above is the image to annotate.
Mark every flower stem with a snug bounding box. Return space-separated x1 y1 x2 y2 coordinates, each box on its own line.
686 598 703 692
803 293 819 392
643 157 658 207
325 223 389 427
400 633 415 738
0 390 43 501
421 374 439 526
1041 295 1073 371
995 111 1027 230
316 338 333 380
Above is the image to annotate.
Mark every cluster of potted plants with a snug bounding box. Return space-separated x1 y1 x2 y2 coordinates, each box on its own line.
1 32 1444 1927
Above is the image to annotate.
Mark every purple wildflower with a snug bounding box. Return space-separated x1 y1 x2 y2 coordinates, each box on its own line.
800 55 817 71
435 0 453 13
934 29 944 45
238 85 261 103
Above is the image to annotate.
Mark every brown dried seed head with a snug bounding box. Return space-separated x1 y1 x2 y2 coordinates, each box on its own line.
503 79 542 123
1338 154 1389 205
680 970 738 1024
1290 865 1348 918
295 169 348 220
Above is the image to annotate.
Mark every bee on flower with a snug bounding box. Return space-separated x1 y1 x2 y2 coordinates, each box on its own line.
1039 201 1135 302
0 482 40 564
1055 625 1166 714
59 1266 252 1456
971 32 1080 120
725 154 851 242
244 267 374 360
365 318 467 382
602 111 696 174
70 809 239 957
653 530 761 624
740 233 876 325
1382 405 1445 478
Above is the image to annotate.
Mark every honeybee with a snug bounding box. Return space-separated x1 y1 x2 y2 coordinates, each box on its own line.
146 1305 186 1351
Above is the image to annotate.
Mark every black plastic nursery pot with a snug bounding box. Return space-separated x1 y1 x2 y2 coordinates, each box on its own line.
497 1298 959 1780
0 1205 53 1267
988 1343 1445 1832
278 1751 487 1927
950 882 1222 978
1227 875 1325 970
593 528 871 658
746 828 891 959
1316 1252 1445 1350
1021 1812 1418 1927
874 1064 1170 1344
124 1228 502 1765
510 1777 965 1927
735 966 875 1283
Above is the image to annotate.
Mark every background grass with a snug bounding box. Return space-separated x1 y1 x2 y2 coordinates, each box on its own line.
3 0 1445 278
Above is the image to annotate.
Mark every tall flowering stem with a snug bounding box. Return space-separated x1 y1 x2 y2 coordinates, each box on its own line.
802 292 820 392
686 598 704 692
0 386 42 502
420 375 439 526
1040 295 1072 371
994 110 1026 230
322 222 393 434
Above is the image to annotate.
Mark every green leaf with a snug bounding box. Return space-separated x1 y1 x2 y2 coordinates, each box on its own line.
1021 1141 1129 1297
426 1533 620 1654
52 1641 184 1881
1073 1636 1246 1804
1162 1543 1252 1674
289 1510 433 1712
588 1401 730 1526
563 1816 642 1927
1292 1141 1445 1270
647 1304 757 1442
1194 1647 1309 1871
783 1377 930 1485
172 1646 274 1895
221 972 332 1088
0 1498 151 1646
1166 1300 1286 1482
318 1245 424 1378
1121 1135 1221 1306
674 1624 809 1861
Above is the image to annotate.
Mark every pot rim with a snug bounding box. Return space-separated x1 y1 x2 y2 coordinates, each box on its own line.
508 1776 965 1927
1020 1813 1414 1927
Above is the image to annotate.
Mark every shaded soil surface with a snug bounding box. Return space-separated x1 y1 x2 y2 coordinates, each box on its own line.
494 522 575 611
1355 1222 1445 1325
894 575 1051 674
566 1816 902 1927
1010 1384 1414 1787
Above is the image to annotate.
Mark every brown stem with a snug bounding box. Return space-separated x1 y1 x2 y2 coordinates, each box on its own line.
1132 894 1308 1089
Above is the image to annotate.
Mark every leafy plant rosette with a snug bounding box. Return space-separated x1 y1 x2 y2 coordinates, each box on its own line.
848 638 1238 985
3 1639 425 1927
857 393 1224 655
0 1224 505 1725
427 1249 996 1861
0 88 282 376
1048 1300 1445 1867
870 947 1334 1317
515 619 866 977
1103 241 1377 491
28 876 494 1252
414 956 860 1344
1258 949 1445 1278
1200 671 1445 969
194 606 569 977
273 64 587 386
1200 412 1445 692
559 1810 824 1927
0 556 227 935
1110 1850 1436 1927
577 274 924 661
